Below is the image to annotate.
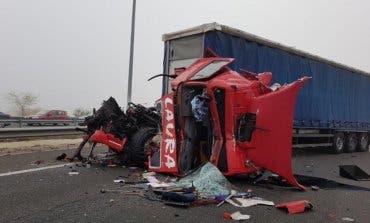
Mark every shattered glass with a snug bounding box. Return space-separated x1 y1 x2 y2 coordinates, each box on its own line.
173 162 232 198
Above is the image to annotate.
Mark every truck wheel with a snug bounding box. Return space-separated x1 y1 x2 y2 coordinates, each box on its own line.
357 133 369 152
345 133 357 153
332 132 345 154
125 127 158 166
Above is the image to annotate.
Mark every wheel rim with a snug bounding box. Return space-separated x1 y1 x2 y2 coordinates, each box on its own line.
336 137 344 151
350 138 356 147
359 135 368 150
346 133 358 152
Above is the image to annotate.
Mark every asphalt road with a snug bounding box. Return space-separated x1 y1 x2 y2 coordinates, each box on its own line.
1 147 370 223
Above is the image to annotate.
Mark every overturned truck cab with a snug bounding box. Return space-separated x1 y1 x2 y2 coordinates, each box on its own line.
148 57 310 190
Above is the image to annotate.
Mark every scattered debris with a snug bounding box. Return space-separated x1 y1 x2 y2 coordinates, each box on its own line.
143 174 171 188
341 217 355 222
68 170 79 176
230 211 250 220
217 190 237 207
294 175 370 191
172 162 232 198
223 212 232 220
339 165 370 181
32 160 44 165
226 197 274 208
275 200 313 214
56 153 67 160
113 179 125 184
162 191 197 203
224 212 250 221
311 185 319 191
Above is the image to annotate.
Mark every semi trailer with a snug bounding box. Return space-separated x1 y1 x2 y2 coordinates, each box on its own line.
161 23 370 154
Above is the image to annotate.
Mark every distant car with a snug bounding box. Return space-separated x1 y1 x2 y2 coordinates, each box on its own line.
27 110 71 126
0 111 11 128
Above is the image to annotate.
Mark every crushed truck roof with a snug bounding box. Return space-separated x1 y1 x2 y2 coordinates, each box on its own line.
162 22 370 77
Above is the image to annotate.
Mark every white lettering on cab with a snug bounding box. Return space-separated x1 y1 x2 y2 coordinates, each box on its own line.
163 96 176 169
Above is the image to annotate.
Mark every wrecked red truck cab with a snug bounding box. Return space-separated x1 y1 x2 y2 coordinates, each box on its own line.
148 57 310 190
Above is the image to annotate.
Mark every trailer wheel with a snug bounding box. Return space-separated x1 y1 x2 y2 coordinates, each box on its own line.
357 133 369 152
125 127 159 166
344 133 357 153
332 132 345 154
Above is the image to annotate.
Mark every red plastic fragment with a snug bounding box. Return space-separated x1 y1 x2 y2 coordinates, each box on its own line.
223 212 232 219
90 129 126 152
275 200 313 214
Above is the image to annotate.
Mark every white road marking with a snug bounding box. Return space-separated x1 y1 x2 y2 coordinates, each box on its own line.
0 163 73 177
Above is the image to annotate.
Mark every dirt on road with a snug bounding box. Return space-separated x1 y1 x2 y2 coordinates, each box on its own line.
0 138 82 156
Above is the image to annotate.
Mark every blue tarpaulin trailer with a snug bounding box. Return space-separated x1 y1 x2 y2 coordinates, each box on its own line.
161 23 370 153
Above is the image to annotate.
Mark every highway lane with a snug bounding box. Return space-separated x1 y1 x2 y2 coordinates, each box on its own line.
1 147 370 222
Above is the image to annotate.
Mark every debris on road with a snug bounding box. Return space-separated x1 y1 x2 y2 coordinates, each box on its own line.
171 162 233 198
295 174 370 191
311 185 320 191
223 211 250 221
56 153 67 160
223 212 232 219
341 217 355 222
339 165 370 181
230 211 250 220
144 174 171 188
31 160 44 165
226 197 274 208
68 170 79 176
275 200 313 214
113 177 125 184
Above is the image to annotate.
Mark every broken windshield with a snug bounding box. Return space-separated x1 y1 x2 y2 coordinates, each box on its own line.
189 60 230 80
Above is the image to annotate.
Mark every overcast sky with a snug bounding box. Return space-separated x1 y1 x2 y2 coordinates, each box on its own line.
1 0 370 115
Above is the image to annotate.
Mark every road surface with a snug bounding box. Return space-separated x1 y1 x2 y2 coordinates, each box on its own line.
1 147 369 222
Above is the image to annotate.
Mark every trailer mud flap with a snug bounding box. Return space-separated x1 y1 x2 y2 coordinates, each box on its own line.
246 77 311 190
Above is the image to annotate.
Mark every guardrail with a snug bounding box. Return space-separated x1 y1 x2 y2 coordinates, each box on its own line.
0 126 87 139
0 118 85 128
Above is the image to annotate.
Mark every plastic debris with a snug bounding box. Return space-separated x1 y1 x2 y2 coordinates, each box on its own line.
339 165 370 181
68 170 79 176
275 200 313 214
113 178 125 184
161 192 197 203
226 197 274 207
144 175 170 188
32 160 44 165
217 190 237 207
223 212 232 219
230 211 250 220
56 153 67 160
311 185 319 191
341 217 355 222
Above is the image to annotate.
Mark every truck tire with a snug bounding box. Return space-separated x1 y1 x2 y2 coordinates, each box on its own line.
332 132 345 154
344 133 357 153
125 127 158 166
357 133 369 152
